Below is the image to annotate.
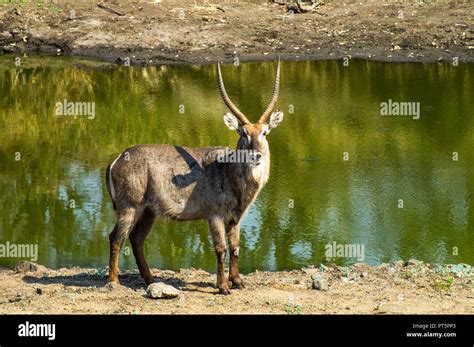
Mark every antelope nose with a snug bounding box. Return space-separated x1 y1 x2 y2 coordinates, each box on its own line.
256 153 262 161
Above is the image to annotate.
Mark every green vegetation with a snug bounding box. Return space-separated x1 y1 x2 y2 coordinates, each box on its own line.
285 301 303 315
432 277 454 292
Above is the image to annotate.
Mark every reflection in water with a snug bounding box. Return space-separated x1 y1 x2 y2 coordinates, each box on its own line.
0 57 473 272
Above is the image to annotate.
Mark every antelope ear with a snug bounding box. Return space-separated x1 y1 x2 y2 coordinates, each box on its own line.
223 112 239 131
268 111 284 129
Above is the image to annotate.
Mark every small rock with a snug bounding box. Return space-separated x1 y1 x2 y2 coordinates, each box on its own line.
147 282 180 299
0 31 13 42
318 264 328 272
352 262 367 269
393 45 401 50
15 261 48 274
302 267 319 276
178 268 196 277
311 275 329 291
392 260 405 268
2 45 15 53
35 287 43 295
405 259 420 267
100 282 118 292
9 293 22 303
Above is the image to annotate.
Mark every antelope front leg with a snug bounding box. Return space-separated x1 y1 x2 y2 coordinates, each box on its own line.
209 217 230 295
226 223 244 289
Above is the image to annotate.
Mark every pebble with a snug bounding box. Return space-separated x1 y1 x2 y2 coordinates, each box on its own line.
15 261 48 274
0 31 13 41
311 275 329 291
9 293 22 303
100 282 118 292
392 260 405 268
405 259 421 267
147 282 180 299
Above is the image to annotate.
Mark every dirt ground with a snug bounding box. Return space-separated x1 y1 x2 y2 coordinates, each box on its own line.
0 1 473 65
1 261 473 314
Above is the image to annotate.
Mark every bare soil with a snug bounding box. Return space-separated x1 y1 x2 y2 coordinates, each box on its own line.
1 261 473 314
0 1 473 65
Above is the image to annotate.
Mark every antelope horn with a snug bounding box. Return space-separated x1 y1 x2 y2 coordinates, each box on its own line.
217 60 250 125
258 58 281 124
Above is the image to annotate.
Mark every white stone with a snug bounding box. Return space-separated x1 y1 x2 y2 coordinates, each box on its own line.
147 282 180 299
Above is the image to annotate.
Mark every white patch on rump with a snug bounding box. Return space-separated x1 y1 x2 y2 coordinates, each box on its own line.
108 153 122 200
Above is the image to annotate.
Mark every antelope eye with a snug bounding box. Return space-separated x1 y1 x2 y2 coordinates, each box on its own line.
263 131 268 136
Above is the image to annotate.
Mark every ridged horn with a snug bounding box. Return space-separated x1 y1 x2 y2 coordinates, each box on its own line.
217 60 250 125
258 58 281 124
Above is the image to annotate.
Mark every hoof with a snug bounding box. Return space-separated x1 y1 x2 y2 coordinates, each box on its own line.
218 284 231 295
102 281 120 292
230 277 245 289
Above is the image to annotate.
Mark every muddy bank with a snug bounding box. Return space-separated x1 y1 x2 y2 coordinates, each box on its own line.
1 261 473 314
0 1 473 65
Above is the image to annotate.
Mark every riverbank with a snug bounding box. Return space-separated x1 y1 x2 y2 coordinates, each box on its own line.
0 1 473 65
1 261 473 314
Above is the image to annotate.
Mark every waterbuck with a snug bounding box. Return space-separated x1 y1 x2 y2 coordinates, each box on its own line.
105 60 284 294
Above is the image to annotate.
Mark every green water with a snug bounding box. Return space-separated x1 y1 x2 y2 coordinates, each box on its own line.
0 56 473 272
